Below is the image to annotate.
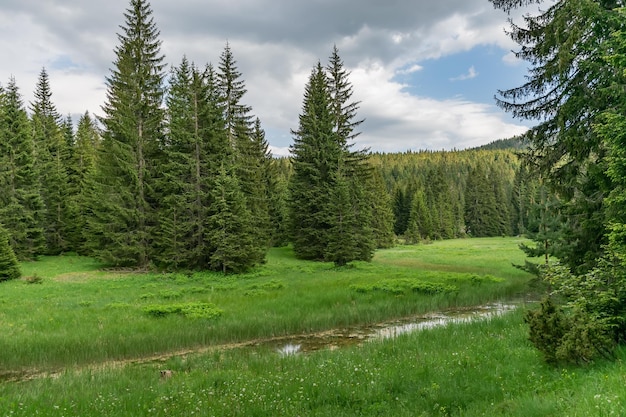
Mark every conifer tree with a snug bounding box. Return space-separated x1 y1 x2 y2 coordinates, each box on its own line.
406 186 432 243
156 59 232 270
368 168 396 248
217 45 271 259
0 224 20 281
491 0 623 271
207 164 261 273
0 78 45 260
290 51 373 264
393 186 412 236
87 0 165 267
325 168 359 266
66 112 100 253
30 68 70 254
289 63 337 260
519 182 564 265
464 164 506 237
217 43 253 148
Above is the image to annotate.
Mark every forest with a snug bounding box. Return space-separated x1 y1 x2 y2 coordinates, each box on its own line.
2 0 626 367
0 0 540 275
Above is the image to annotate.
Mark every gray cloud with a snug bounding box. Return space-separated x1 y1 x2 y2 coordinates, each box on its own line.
0 0 530 153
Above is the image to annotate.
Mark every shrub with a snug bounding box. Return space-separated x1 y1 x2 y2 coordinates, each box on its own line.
351 279 457 296
144 302 223 320
526 261 624 364
24 274 43 284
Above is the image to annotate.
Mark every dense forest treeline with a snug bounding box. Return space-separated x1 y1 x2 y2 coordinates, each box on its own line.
0 0 545 276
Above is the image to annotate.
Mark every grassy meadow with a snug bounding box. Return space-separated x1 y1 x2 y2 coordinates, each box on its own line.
2 237 625 415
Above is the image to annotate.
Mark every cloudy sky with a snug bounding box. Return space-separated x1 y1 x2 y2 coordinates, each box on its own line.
0 0 534 155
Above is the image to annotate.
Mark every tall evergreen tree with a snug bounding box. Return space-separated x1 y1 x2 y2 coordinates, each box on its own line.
206 164 261 273
217 45 270 259
0 78 45 260
464 163 510 237
217 43 253 148
490 0 623 271
393 186 412 236
87 0 165 267
30 68 70 254
156 59 233 270
289 63 337 260
290 52 373 264
66 112 100 253
368 168 396 248
406 186 432 243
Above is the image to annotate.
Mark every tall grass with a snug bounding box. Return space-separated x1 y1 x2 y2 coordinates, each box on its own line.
2 311 624 416
1 238 531 372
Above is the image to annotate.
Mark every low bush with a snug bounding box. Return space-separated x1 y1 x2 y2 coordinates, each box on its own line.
143 302 223 320
351 279 457 295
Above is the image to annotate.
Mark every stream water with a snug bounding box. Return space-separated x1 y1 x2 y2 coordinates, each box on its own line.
262 302 519 356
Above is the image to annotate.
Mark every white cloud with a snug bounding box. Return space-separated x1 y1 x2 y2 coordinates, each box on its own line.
450 66 478 81
0 0 531 152
349 63 527 152
396 64 424 75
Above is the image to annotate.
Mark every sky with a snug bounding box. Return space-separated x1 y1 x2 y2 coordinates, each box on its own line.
0 0 536 156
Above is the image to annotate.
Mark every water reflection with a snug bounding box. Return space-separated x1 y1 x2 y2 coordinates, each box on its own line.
273 302 518 356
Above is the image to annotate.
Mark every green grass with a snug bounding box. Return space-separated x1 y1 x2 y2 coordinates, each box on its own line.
1 311 625 416
0 237 533 372
1 237 625 415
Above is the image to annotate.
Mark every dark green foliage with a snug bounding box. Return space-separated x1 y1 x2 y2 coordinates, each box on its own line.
143 302 223 319
0 78 45 260
65 112 100 253
526 259 626 364
464 163 510 237
325 170 360 266
217 45 271 259
207 165 263 273
405 186 431 243
155 59 232 270
490 0 624 271
393 186 412 236
289 52 374 265
377 150 520 243
367 168 396 248
0 225 20 281
518 181 564 265
351 279 457 295
87 0 166 268
524 297 567 364
30 68 71 255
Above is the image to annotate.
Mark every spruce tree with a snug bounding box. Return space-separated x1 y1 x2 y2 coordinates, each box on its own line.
289 63 338 260
0 224 20 281
87 0 165 267
406 186 431 243
217 43 253 148
207 164 261 273
368 168 396 248
217 45 270 260
325 168 359 266
519 182 564 265
30 68 71 254
66 112 100 253
156 59 232 270
290 52 373 264
0 78 45 260
491 0 623 271
464 164 504 237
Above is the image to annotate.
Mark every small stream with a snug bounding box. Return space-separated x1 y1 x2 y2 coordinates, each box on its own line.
260 302 519 356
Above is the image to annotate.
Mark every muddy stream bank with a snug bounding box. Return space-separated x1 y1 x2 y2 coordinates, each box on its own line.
1 302 522 383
